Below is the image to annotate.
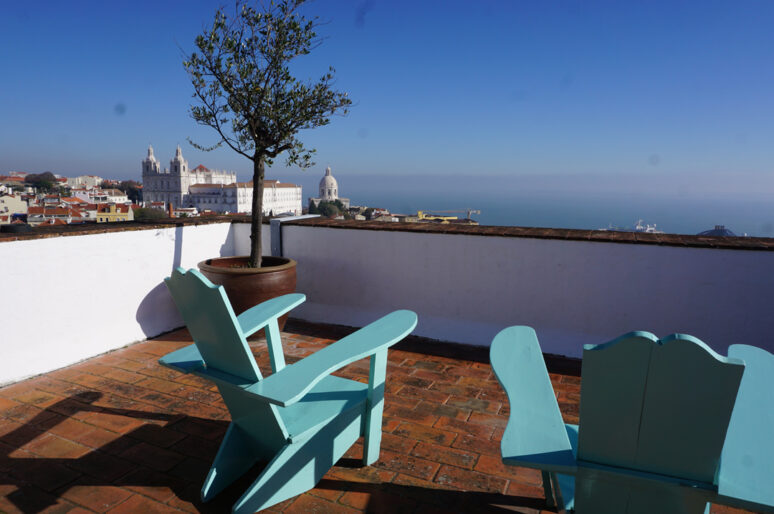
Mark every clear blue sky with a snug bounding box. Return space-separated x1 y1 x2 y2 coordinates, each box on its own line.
1 0 773 193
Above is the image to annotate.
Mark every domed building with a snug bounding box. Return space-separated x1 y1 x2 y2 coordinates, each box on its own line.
309 166 350 209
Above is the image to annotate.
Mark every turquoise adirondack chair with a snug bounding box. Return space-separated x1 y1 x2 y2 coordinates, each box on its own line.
159 268 417 513
490 326 774 514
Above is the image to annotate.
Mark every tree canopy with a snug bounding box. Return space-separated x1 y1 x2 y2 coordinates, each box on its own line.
309 199 349 218
184 0 352 267
115 180 143 204
25 172 57 192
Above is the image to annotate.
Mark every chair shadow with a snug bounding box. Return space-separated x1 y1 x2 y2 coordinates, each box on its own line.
0 392 553 513
0 391 244 513
316 471 550 512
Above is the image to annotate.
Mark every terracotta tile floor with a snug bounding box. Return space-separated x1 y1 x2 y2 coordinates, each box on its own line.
0 321 751 513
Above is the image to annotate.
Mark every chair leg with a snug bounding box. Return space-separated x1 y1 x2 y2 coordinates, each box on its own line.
542 471 556 508
232 407 363 514
201 423 259 502
363 350 387 465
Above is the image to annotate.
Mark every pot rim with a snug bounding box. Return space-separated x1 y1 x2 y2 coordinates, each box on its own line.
198 255 297 275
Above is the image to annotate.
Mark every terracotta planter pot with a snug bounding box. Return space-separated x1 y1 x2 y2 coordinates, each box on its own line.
198 256 297 331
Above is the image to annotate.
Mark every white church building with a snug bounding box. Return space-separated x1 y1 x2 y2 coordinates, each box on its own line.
141 145 302 216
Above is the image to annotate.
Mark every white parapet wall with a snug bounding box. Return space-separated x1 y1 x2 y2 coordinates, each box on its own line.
3 220 773 384
273 224 774 358
0 222 249 385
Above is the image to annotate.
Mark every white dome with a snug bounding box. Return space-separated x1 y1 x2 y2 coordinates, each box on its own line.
319 166 339 200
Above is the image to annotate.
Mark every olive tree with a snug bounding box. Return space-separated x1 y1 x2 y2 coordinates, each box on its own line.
184 0 351 267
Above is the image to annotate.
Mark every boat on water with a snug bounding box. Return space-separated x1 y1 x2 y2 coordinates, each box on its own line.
599 219 664 234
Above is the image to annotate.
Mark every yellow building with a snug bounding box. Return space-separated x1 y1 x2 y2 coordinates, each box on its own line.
96 203 133 223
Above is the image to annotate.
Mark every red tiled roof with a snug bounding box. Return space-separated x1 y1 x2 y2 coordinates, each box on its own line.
264 179 298 188
43 217 67 225
193 164 210 172
61 197 87 204
96 204 130 214
28 206 71 215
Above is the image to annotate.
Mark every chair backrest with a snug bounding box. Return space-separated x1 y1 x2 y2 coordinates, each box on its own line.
578 332 744 484
165 267 262 383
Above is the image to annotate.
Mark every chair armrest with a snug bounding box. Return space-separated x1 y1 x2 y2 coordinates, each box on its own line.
490 326 578 475
237 293 306 338
245 310 417 406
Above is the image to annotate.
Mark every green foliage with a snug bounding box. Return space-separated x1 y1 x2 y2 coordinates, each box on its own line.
115 180 143 203
184 0 352 267
134 208 167 221
312 200 352 219
25 172 57 192
317 202 340 218
363 207 375 220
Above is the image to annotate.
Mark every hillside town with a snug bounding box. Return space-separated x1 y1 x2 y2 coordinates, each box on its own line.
0 145 479 232
0 145 306 231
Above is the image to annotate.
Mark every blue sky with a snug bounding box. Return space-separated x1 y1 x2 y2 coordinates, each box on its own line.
1 0 773 194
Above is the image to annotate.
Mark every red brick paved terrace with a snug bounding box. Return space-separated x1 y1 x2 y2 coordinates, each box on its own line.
0 322 751 513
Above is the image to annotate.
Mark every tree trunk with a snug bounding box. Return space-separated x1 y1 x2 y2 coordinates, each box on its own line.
249 156 265 268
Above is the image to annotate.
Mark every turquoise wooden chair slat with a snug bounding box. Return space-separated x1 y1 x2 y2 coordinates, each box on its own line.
717 344 774 512
159 268 417 513
580 332 744 483
490 326 774 514
490 326 577 474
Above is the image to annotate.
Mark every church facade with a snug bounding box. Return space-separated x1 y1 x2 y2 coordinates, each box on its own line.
141 145 301 215
142 145 236 208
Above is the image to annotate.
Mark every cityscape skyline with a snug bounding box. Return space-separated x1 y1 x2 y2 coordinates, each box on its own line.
2 1 774 196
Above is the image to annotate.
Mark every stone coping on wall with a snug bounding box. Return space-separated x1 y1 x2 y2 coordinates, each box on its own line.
278 217 774 251
0 215 253 243
3 215 774 251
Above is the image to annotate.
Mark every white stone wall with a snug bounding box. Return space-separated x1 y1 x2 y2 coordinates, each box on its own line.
274 225 774 359
4 220 773 384
0 222 250 385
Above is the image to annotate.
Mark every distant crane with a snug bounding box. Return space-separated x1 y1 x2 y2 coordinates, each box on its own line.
418 209 481 220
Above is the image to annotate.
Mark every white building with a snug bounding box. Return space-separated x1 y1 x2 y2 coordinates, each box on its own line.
308 166 350 209
141 145 301 216
263 180 304 216
71 188 120 205
66 175 103 189
188 180 302 216
102 189 129 205
0 194 27 224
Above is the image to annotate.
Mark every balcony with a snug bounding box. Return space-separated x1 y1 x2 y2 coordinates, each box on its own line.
2 218 770 512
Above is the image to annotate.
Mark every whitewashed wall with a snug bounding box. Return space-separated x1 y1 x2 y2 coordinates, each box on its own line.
3 220 772 384
274 225 774 358
0 222 263 385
